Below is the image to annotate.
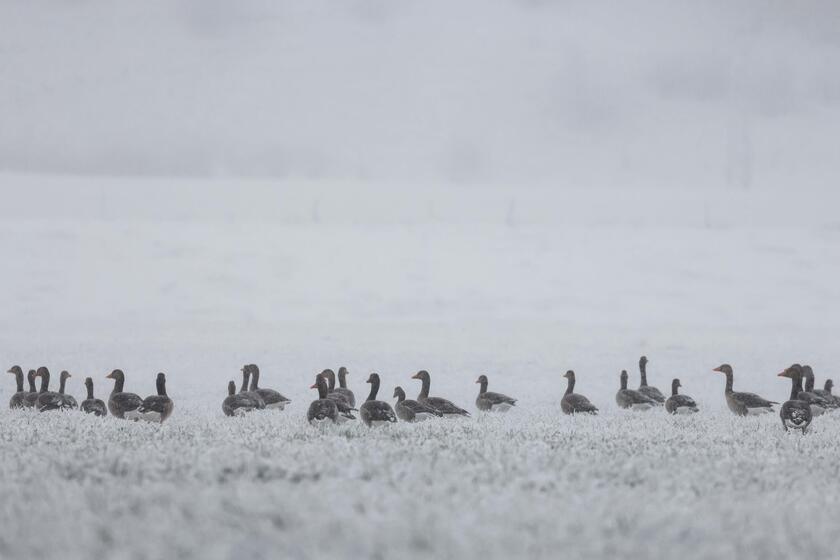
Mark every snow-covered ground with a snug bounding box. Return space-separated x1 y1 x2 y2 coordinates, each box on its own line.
2 174 840 559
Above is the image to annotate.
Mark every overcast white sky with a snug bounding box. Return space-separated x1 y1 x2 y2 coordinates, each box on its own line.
1 0 838 188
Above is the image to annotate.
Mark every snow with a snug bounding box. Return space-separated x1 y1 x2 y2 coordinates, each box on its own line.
2 174 840 559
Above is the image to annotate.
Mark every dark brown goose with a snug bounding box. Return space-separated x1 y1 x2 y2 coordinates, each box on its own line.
334 366 356 408
223 380 259 416
560 371 598 415
36 368 77 412
800 365 837 414
359 373 397 427
22 369 39 408
664 379 699 414
136 372 174 423
412 370 469 416
80 377 108 416
637 356 665 404
475 374 517 412
392 386 443 422
7 365 27 409
778 366 812 433
246 364 290 410
616 370 657 410
712 364 776 416
105 369 143 419
307 373 341 425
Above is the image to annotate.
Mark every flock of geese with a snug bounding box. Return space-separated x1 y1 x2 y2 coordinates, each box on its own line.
6 358 840 432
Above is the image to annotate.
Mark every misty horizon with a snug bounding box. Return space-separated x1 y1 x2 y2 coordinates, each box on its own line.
2 0 839 188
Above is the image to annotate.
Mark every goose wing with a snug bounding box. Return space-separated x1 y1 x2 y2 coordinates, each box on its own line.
424 397 469 416
732 391 776 408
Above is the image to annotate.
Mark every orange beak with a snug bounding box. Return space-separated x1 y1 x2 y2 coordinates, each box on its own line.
712 366 721 372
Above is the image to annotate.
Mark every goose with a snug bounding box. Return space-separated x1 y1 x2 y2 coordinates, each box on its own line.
80 377 108 416
334 366 356 408
820 379 840 407
559 370 598 414
616 370 657 410
23 369 39 408
712 364 776 416
637 356 665 404
307 373 341 425
57 371 78 409
223 381 261 416
359 373 397 427
7 365 27 409
800 365 837 414
105 369 143 419
322 369 352 406
475 374 517 412
239 367 266 409
36 369 77 411
412 370 469 416
247 364 291 410
392 386 443 422
664 379 699 414
136 372 175 423
778 366 812 433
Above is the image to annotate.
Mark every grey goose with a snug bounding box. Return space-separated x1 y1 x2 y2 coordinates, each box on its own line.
475 374 517 412
819 379 840 407
7 365 27 409
712 364 776 416
412 370 469 416
392 386 442 422
616 370 657 410
223 381 261 416
637 356 665 404
238 367 266 409
778 366 813 433
664 379 699 414
23 369 39 408
106 369 143 419
246 364 291 410
560 371 598 415
307 373 342 425
334 366 356 408
322 369 352 406
359 373 397 427
80 377 108 416
800 365 837 414
136 372 174 423
36 368 77 412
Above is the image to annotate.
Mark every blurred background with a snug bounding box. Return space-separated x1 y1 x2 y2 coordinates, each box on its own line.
2 0 839 189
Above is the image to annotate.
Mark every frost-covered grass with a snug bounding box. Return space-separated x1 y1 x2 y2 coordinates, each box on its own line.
2 176 840 559
2 407 840 560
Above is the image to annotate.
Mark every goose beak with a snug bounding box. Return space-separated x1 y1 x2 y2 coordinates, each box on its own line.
309 383 317 389
105 372 114 379
475 378 480 383
6 368 13 374
777 371 787 377
411 372 421 379
712 366 722 372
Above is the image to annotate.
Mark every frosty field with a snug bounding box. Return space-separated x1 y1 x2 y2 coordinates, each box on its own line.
2 176 840 560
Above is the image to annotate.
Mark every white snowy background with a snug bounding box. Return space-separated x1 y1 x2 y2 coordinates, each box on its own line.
2 2 840 559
